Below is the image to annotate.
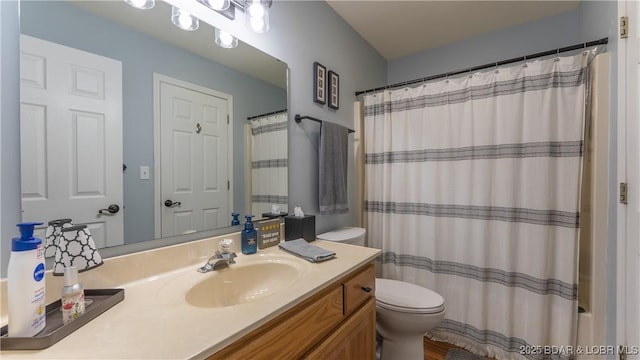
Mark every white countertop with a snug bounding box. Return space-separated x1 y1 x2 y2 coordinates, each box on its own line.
0 240 380 359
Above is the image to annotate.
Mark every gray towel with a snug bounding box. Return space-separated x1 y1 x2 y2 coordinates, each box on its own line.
319 121 349 215
279 239 336 262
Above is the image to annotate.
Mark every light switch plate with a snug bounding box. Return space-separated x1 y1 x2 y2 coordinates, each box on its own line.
140 166 150 180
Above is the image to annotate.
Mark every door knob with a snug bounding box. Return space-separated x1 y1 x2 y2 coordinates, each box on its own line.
98 204 120 215
164 200 182 208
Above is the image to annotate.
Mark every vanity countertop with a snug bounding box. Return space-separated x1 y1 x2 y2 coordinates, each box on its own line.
0 239 380 359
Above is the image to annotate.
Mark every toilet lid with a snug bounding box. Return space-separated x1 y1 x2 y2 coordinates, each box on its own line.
317 227 365 241
375 278 445 314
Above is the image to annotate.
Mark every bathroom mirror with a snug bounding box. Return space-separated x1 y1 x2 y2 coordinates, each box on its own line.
19 0 288 250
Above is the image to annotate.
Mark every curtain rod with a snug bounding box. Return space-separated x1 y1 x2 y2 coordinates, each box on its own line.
355 37 608 96
294 114 355 133
247 108 288 120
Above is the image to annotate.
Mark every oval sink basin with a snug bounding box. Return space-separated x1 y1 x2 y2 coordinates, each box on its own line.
186 260 302 308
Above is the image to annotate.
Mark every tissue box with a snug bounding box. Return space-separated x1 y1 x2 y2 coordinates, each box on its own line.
284 215 315 242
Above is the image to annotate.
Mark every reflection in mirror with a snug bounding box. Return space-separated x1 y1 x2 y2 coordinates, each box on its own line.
19 0 288 251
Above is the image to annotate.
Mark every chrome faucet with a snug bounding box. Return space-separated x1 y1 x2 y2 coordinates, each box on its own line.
198 239 237 273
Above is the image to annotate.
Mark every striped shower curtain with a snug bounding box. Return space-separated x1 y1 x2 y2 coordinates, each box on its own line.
249 112 288 216
364 51 592 360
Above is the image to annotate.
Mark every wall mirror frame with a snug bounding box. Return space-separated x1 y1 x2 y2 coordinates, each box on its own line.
17 0 289 266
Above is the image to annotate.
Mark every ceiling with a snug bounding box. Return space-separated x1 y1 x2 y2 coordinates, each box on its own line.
326 1 581 60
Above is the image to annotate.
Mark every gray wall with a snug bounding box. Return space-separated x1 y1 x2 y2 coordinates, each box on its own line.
19 1 287 245
387 10 581 84
216 1 388 234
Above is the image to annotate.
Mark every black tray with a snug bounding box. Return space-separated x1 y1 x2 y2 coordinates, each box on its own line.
1 288 124 350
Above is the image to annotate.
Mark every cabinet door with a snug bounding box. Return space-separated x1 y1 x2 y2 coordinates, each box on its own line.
305 297 376 360
208 286 344 360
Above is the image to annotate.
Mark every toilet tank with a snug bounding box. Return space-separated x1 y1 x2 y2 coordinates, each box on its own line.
317 227 366 246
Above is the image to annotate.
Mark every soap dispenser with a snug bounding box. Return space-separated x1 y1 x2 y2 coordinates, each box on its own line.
231 212 240 226
8 222 46 337
241 215 257 255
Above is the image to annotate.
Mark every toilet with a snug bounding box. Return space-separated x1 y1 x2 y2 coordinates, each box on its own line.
317 227 446 360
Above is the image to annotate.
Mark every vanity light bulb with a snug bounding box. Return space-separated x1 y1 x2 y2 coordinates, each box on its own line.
215 28 238 49
171 6 199 31
248 1 265 18
219 32 234 46
206 0 229 11
246 3 269 33
124 0 155 9
250 16 265 32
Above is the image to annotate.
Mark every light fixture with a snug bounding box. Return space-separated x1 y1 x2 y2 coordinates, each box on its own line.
202 0 230 11
245 0 270 33
171 6 199 31
215 28 238 48
124 0 155 9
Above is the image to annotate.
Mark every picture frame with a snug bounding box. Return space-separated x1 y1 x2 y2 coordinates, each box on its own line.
313 62 326 105
328 70 339 110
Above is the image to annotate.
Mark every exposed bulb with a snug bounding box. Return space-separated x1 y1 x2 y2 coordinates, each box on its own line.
215 28 238 48
247 0 265 18
171 6 199 31
249 16 265 32
246 1 269 33
124 0 155 9
206 0 229 11
178 13 193 28
219 32 234 46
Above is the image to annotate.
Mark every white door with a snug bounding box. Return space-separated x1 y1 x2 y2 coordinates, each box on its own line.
619 1 640 356
155 75 231 237
20 35 123 248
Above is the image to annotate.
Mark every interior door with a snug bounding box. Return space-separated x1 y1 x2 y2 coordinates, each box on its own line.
619 1 640 356
628 0 640 352
158 77 230 237
19 35 123 248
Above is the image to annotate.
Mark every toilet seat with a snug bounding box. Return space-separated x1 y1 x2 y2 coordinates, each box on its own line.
375 278 445 314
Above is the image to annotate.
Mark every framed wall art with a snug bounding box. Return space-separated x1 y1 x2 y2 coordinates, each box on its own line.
313 62 326 105
328 70 339 110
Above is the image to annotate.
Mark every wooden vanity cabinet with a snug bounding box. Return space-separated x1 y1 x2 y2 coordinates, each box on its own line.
207 262 376 360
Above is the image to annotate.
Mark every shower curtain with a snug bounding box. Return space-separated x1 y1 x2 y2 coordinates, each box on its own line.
249 112 288 215
364 51 593 360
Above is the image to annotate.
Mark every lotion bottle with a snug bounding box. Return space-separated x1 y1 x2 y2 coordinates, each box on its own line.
8 222 46 337
61 266 85 324
241 215 257 254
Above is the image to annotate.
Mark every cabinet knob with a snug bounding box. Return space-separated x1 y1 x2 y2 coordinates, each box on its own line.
361 286 372 293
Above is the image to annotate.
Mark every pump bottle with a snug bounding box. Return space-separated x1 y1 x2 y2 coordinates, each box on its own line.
241 215 257 254
231 212 240 226
8 222 46 337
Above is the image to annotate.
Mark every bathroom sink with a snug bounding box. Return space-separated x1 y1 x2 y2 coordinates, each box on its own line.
185 257 306 308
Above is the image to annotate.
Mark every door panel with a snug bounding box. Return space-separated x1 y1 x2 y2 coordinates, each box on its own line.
158 78 230 237
20 35 123 248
